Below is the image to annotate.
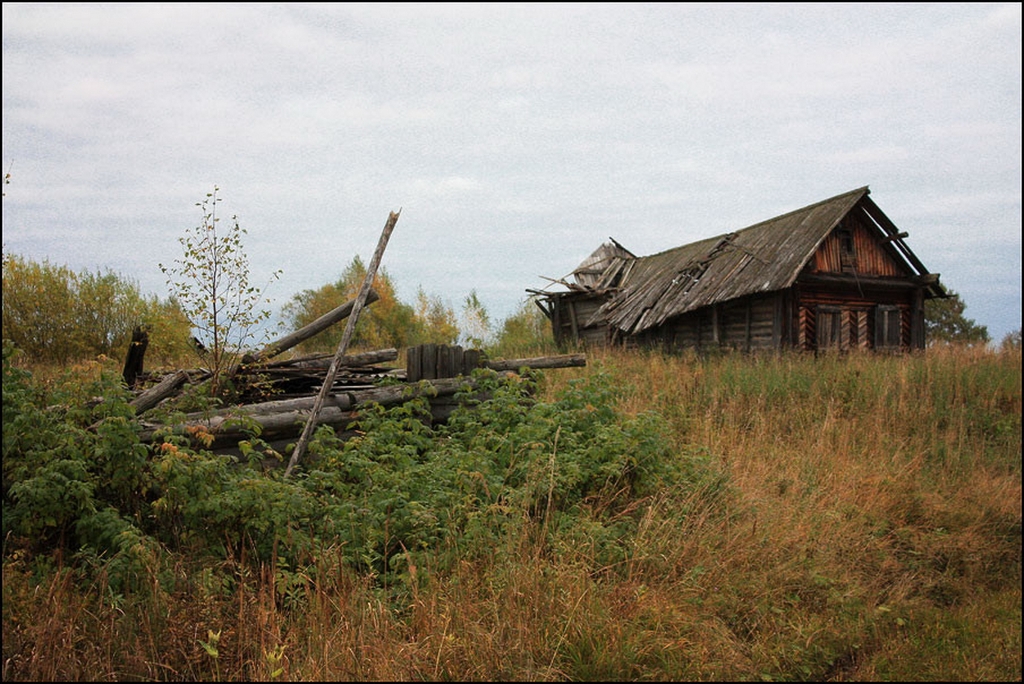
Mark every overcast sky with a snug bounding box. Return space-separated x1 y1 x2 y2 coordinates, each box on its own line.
3 2 1021 344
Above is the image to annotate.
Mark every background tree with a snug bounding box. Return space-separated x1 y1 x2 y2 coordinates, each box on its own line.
925 288 990 346
159 187 281 395
2 252 191 368
460 290 491 349
999 328 1021 352
283 257 459 353
489 297 556 358
1 254 77 365
414 287 460 346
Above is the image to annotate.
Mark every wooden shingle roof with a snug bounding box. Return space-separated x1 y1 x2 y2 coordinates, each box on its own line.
588 186 936 335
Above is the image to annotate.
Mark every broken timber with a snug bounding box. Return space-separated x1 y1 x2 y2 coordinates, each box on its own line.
110 199 584 464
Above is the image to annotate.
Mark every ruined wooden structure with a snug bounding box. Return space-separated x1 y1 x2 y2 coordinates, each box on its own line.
128 343 583 454
531 187 946 353
102 208 588 469
132 345 585 451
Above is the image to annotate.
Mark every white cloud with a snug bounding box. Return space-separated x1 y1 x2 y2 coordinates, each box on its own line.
2 2 1020 340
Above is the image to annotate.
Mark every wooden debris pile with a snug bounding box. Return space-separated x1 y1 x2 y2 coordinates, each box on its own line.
128 342 584 453
115 210 585 473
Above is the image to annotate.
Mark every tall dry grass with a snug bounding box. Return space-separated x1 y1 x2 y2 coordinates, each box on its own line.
3 345 1020 681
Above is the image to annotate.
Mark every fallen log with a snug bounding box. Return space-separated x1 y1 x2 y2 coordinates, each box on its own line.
484 353 586 372
257 348 399 370
130 369 206 415
405 345 586 381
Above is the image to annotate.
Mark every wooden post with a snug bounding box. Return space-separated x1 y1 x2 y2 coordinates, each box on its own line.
284 210 401 477
122 325 149 388
406 346 422 382
450 345 464 378
420 343 437 380
436 345 453 379
463 349 483 374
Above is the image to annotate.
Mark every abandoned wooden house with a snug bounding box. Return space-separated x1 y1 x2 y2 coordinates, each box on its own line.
531 186 946 353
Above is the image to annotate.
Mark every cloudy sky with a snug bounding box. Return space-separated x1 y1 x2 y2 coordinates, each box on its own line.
3 2 1021 343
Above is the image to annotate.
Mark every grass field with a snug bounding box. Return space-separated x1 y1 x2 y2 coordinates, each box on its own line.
3 343 1020 681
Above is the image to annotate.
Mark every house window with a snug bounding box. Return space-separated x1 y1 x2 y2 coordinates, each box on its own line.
875 305 902 350
817 306 843 350
838 228 857 272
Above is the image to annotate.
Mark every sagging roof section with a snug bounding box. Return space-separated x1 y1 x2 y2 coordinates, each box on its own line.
549 186 939 336
571 237 636 290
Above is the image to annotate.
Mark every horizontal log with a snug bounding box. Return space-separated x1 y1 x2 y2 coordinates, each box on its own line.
406 345 586 381
484 353 587 372
130 369 207 415
257 347 399 370
143 405 362 449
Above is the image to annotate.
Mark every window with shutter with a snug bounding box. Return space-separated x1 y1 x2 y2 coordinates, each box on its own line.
817 306 843 350
875 306 902 350
839 228 857 272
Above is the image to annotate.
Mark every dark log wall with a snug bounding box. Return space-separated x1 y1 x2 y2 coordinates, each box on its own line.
720 296 777 351
637 293 783 353
549 284 923 353
549 293 610 347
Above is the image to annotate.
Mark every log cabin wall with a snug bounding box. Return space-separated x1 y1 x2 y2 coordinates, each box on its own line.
637 293 785 353
547 292 611 347
794 285 918 352
549 283 924 354
797 214 924 351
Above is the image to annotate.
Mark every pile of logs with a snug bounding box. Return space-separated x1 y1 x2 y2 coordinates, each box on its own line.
120 292 585 456
117 211 584 472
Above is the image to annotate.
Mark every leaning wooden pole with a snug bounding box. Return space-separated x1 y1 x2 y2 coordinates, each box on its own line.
284 209 401 477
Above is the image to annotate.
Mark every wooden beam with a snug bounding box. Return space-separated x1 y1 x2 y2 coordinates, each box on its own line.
285 210 400 477
259 348 398 369
244 290 380 364
484 353 586 372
